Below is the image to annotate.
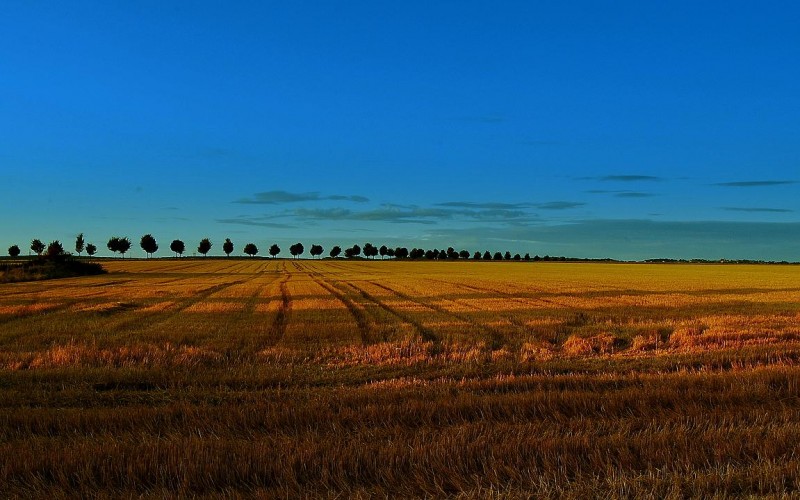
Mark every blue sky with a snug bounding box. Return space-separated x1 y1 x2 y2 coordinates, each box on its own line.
2 1 799 260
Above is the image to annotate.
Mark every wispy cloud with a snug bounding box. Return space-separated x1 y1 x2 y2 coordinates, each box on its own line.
292 205 534 225
714 180 797 187
536 201 586 210
721 207 794 213
235 190 369 204
216 217 296 229
438 200 584 210
586 190 655 198
436 201 532 210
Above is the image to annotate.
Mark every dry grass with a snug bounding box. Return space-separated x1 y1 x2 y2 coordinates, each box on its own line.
2 259 800 497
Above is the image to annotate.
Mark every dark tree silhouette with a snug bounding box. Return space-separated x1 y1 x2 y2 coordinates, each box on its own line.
140 234 158 258
243 243 259 257
379 245 388 259
86 243 97 258
459 250 470 259
533 255 542 261
223 238 234 257
350 244 361 258
386 247 395 258
395 247 409 259
289 242 304 259
310 244 323 258
117 237 132 258
75 233 85 257
170 239 185 257
425 250 435 260
524 253 531 261
504 251 512 260
483 251 492 260
514 253 521 261
410 248 424 259
269 244 280 258
473 251 482 260
107 236 131 258
31 239 45 256
329 245 342 258
493 252 503 261
198 238 212 257
107 237 119 255
363 243 378 259
47 240 65 258
8 245 21 258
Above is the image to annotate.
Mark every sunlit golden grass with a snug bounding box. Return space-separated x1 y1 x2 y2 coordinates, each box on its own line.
2 259 800 497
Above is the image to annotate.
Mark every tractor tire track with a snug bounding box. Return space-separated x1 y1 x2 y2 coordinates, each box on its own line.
306 271 373 345
107 278 250 332
312 271 439 342
425 277 562 308
366 280 507 346
264 263 291 346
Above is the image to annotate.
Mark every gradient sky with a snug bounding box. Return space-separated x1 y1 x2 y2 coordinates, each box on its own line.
2 2 799 260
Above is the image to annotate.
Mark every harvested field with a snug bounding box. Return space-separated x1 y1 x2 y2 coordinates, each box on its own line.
2 259 800 497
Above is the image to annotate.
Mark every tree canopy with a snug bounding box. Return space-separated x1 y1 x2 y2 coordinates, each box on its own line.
170 239 185 257
140 234 158 258
269 244 280 258
107 237 132 258
75 233 85 256
8 245 20 258
223 238 234 257
289 242 304 258
198 238 212 257
243 243 258 257
363 243 378 259
30 239 45 256
329 246 341 258
46 240 65 258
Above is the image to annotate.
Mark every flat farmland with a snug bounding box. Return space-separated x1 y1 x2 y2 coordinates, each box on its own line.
2 259 800 497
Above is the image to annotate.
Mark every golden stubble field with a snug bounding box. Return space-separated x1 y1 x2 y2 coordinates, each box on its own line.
2 259 800 497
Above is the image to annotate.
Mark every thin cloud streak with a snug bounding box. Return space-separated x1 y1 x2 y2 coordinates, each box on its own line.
216 218 296 229
722 207 794 213
536 201 586 210
235 190 369 204
438 201 584 210
714 180 797 187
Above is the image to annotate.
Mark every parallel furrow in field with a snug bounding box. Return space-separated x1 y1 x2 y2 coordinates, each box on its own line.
426 277 561 308
305 272 372 345
91 279 135 288
105 278 250 332
0 300 84 328
264 264 291 346
366 280 506 344
316 273 439 342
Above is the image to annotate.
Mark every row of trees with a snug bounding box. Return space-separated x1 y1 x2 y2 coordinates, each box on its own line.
9 236 98 259
9 235 535 262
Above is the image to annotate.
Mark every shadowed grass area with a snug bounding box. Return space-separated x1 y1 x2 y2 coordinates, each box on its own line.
2 259 800 497
0 256 106 283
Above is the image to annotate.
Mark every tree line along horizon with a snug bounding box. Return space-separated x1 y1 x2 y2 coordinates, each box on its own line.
7 234 544 262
